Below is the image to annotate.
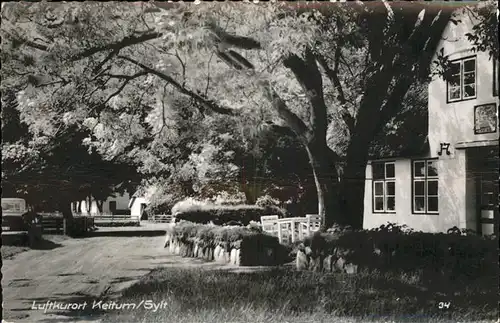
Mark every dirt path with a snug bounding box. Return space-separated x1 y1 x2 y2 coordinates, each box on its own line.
2 224 171 323
2 224 276 323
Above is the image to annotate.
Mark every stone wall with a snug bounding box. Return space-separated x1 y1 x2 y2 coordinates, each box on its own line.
295 245 358 274
164 232 283 266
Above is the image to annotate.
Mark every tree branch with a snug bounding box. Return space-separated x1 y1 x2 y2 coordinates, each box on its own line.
3 30 50 51
283 48 327 142
103 71 148 105
378 9 451 128
71 32 163 61
262 84 309 140
92 49 120 75
315 52 355 133
117 55 236 116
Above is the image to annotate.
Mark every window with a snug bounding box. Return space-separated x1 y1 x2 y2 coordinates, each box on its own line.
412 160 439 214
447 56 476 102
372 162 396 213
494 59 499 97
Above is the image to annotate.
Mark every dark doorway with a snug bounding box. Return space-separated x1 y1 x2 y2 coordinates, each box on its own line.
109 201 117 214
467 146 499 235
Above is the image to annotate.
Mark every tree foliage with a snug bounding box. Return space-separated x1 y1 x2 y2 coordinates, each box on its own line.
3 1 483 227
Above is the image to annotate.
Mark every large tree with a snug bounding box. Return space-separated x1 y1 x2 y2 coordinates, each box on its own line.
2 1 468 228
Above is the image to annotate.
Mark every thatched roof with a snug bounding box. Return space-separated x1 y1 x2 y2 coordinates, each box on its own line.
368 103 430 160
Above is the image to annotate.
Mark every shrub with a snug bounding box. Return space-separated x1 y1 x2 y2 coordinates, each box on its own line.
296 223 498 279
246 220 262 233
175 204 279 225
167 222 278 249
171 198 211 215
255 195 281 208
166 222 287 265
210 191 247 206
255 194 288 218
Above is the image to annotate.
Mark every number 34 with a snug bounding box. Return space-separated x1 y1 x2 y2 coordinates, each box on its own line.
438 302 451 309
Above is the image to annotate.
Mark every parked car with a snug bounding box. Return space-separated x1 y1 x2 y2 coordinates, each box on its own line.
2 198 43 244
2 198 30 232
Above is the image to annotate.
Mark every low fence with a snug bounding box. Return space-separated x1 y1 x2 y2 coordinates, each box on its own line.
92 214 140 226
150 214 173 223
41 215 95 235
72 213 140 226
41 217 65 234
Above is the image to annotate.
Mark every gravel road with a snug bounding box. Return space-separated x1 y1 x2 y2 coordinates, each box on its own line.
2 225 169 323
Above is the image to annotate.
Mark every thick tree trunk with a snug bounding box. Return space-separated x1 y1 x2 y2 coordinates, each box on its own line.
59 199 74 220
243 188 256 205
340 126 379 229
340 74 387 229
340 159 369 230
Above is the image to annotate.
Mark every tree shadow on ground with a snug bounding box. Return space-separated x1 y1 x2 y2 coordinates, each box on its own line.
31 238 64 250
2 237 63 257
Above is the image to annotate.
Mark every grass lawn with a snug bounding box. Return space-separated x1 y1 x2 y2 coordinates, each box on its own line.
101 266 497 323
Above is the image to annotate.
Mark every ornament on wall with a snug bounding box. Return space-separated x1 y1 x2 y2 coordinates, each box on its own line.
474 103 497 134
437 142 451 156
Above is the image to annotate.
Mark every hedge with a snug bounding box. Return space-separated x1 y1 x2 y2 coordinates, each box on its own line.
175 205 280 226
296 224 498 278
165 222 290 266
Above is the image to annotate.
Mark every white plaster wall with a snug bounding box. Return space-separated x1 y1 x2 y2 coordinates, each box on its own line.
74 192 131 215
130 197 148 217
363 152 469 233
428 11 499 156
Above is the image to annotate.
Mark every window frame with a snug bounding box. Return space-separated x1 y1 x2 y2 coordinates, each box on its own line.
411 159 439 214
372 161 396 214
446 55 477 103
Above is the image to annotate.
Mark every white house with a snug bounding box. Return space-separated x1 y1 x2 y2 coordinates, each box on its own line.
72 191 132 216
128 194 149 219
363 9 499 235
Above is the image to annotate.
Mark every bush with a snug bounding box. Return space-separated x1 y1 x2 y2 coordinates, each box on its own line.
171 193 248 216
171 198 211 215
209 191 247 206
255 195 288 217
166 222 289 265
168 221 278 249
175 204 279 226
296 223 498 279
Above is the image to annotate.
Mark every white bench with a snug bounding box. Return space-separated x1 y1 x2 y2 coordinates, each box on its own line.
300 214 322 238
260 215 279 236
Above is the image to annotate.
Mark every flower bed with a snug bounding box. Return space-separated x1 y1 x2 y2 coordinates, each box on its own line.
164 222 289 266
